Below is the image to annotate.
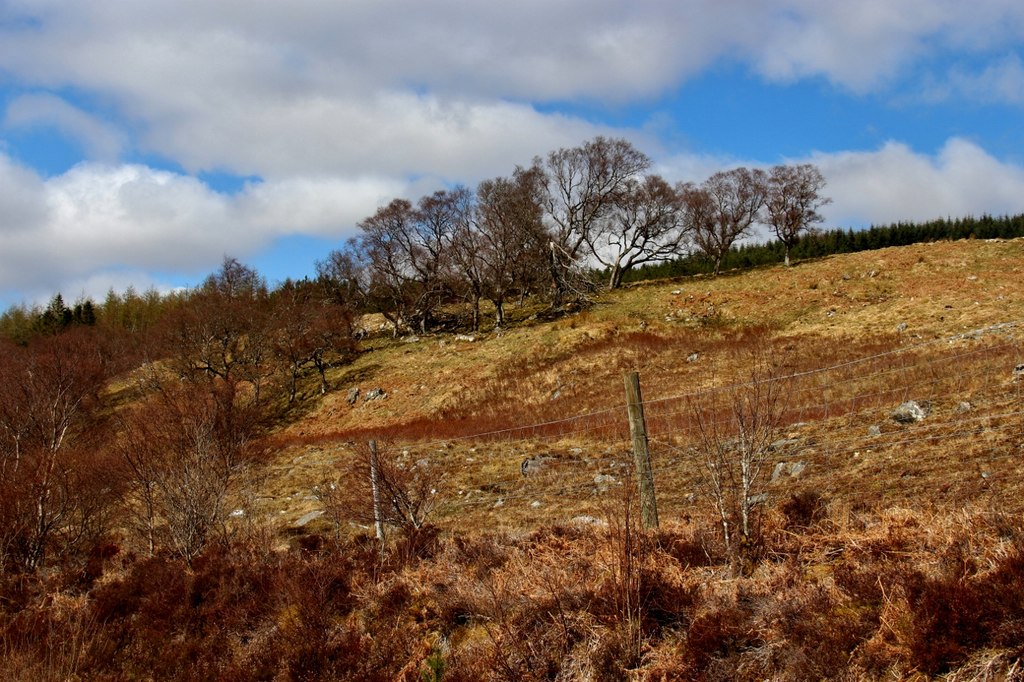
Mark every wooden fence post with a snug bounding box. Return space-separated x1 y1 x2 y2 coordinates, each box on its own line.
369 440 385 542
624 371 659 529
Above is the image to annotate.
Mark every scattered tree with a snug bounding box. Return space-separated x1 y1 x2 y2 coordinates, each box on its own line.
587 174 689 288
691 167 768 276
764 163 831 266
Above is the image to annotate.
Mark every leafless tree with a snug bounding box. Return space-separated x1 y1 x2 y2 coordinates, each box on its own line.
472 165 550 326
586 174 689 288
163 257 271 394
689 167 768 276
691 357 785 576
0 330 111 570
764 164 831 266
116 378 266 564
541 137 650 305
271 281 357 402
318 441 442 538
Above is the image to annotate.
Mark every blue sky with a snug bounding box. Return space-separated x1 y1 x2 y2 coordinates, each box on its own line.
1 1 1023 308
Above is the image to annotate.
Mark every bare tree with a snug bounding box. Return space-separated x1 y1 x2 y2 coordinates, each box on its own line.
541 137 650 305
586 174 689 288
271 280 357 402
764 164 831 266
116 378 265 564
689 167 768 276
163 257 270 391
473 165 550 326
691 357 785 576
318 441 442 537
0 330 111 570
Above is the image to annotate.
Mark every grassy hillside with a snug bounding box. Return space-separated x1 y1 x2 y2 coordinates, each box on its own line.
6 237 1024 681
261 237 1024 532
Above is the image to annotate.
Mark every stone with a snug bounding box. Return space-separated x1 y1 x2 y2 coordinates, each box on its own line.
1014 364 1024 379
295 510 324 527
530 500 542 508
892 400 929 424
769 438 800 452
956 401 973 413
521 456 547 476
364 387 387 402
868 425 882 437
571 515 608 527
454 334 476 342
346 387 360 405
403 335 420 343
771 461 807 482
896 322 908 333
686 352 700 363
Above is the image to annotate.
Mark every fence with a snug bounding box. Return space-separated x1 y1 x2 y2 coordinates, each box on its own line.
356 320 1024 532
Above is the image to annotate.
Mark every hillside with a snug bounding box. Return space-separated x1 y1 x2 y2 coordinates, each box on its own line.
5 237 1024 681
262 237 1024 532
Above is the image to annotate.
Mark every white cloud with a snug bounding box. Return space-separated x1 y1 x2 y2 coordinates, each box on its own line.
813 138 1024 226
3 93 127 160
0 153 416 304
1 1 1022 181
923 53 1024 105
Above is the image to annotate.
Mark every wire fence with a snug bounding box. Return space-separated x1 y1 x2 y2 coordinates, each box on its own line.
361 320 1024 525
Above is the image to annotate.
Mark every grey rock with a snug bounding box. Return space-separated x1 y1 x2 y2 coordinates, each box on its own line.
521 456 547 476
346 387 360 405
530 500 542 509
770 438 800 452
896 322 908 333
593 473 618 488
403 335 420 343
956 401 973 413
454 334 476 342
868 425 882 437
295 510 324 527
686 352 700 363
571 515 608 527
364 387 387 402
229 508 246 518
771 461 807 482
892 400 929 424
1014 363 1024 379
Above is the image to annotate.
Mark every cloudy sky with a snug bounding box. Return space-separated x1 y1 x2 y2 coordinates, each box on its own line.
1 1 1023 307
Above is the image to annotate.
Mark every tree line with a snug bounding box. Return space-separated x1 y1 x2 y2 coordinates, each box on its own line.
319 136 829 335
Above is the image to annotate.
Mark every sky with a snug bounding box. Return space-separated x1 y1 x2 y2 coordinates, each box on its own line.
1 1 1023 309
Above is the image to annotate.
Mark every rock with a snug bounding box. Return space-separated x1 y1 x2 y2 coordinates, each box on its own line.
956 401 972 413
868 425 882 437
686 352 700 363
550 388 562 401
346 387 360 405
530 500 542 509
364 387 387 402
769 438 800 452
403 335 420 343
593 473 617 487
571 515 608 527
896 322 908 333
295 510 324 527
1014 364 1024 379
229 508 246 518
771 461 807 482
454 334 476 342
521 456 547 476
892 401 929 424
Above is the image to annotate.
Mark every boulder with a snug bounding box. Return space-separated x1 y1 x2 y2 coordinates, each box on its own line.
346 387 360 405
892 400 929 424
